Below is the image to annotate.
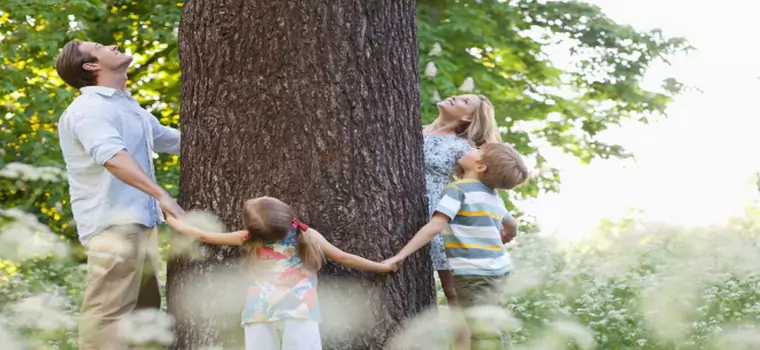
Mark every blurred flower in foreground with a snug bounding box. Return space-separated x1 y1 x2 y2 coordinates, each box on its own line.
169 210 227 260
709 324 760 350
465 305 521 336
11 293 76 331
317 278 379 345
118 309 175 346
0 208 69 261
0 324 25 350
388 306 456 350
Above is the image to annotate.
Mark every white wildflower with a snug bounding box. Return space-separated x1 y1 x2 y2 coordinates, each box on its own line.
0 162 65 182
432 90 441 101
458 76 475 92
429 42 442 56
424 62 437 77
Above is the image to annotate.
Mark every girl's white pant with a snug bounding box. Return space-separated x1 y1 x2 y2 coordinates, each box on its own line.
244 320 322 350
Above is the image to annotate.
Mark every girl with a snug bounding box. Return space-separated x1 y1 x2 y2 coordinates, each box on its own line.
165 196 396 350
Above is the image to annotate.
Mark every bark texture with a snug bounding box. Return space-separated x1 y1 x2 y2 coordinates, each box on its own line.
168 1 434 349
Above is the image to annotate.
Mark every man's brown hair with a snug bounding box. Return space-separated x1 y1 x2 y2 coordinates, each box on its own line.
55 40 98 89
478 142 530 190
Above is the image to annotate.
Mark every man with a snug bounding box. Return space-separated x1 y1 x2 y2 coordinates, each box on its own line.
55 40 184 349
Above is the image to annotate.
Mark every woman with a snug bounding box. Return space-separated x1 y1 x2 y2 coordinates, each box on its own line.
423 93 502 306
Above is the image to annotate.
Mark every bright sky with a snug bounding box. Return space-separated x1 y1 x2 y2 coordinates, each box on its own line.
523 0 760 238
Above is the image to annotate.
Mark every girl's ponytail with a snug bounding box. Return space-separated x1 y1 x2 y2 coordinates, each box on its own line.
292 219 325 271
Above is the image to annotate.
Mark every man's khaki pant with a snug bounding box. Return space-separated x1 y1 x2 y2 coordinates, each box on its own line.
79 224 162 350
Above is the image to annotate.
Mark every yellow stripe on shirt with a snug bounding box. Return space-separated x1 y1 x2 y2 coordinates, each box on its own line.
444 242 504 251
456 210 503 220
443 184 462 191
455 179 480 184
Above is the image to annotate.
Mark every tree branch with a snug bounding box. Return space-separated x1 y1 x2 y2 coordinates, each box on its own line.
127 42 178 81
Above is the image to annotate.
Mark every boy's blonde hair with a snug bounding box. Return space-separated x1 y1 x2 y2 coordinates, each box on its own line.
478 143 530 190
241 197 325 271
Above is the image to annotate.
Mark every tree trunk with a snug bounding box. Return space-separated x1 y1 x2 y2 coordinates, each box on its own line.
167 1 435 349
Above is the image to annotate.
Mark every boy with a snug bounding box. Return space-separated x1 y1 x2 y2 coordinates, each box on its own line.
384 142 529 349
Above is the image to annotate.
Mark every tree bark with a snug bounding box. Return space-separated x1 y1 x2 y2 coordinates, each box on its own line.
167 1 435 349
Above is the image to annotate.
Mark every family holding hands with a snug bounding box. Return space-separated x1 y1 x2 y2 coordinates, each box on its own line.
55 39 529 350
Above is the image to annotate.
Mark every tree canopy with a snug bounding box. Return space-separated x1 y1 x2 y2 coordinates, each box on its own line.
0 0 689 241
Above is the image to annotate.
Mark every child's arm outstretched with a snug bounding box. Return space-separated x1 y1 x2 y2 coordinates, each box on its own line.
384 213 449 266
385 183 462 267
304 228 397 273
166 215 247 246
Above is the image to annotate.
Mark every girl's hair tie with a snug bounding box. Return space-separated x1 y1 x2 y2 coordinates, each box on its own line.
291 218 309 231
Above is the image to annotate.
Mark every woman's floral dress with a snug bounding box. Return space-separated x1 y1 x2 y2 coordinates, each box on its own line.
423 133 471 270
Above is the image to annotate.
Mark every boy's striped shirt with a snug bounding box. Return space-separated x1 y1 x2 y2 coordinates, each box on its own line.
434 179 512 276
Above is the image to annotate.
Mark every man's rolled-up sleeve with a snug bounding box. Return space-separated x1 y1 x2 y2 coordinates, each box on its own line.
70 111 126 165
149 115 181 155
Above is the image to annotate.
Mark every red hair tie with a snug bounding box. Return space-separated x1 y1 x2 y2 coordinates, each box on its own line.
291 218 309 231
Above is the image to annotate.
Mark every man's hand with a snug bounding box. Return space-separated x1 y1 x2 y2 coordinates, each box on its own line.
164 214 186 232
158 193 185 218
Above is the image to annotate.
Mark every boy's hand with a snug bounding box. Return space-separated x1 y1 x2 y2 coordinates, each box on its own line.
499 225 510 244
501 218 518 244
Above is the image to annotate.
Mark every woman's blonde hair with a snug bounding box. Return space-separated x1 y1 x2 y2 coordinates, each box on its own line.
455 94 502 146
240 197 325 271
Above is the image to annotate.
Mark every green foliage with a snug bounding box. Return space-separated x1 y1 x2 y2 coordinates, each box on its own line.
0 1 687 236
0 3 700 348
417 0 689 207
0 0 181 242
